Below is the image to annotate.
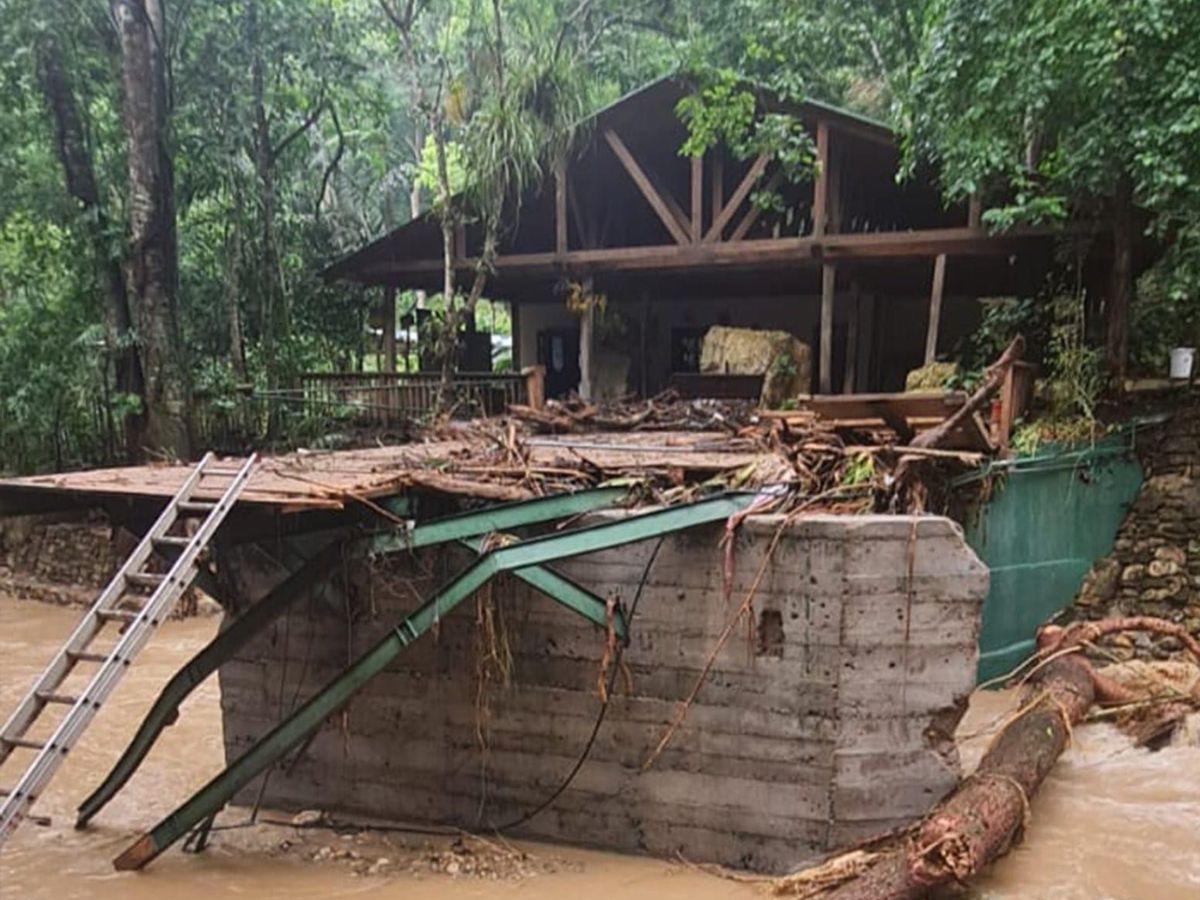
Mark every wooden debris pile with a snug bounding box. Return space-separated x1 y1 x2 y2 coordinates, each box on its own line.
506 389 760 434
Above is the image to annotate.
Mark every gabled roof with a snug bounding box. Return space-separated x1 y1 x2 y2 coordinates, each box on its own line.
322 75 896 284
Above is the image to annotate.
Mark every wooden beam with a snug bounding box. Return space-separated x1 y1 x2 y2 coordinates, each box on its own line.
729 168 783 241
603 128 690 246
355 224 1076 281
924 254 947 365
690 154 703 241
820 263 835 393
555 162 568 255
812 120 830 238
704 153 770 242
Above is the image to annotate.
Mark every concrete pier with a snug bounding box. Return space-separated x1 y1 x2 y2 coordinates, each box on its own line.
218 513 987 872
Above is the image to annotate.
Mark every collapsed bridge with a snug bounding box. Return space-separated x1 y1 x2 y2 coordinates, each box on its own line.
0 428 988 872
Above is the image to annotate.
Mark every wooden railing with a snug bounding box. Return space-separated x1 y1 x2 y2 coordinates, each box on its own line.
294 367 544 426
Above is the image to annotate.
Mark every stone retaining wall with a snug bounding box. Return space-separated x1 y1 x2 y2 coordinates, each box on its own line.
217 513 987 872
0 513 119 606
1075 386 1200 650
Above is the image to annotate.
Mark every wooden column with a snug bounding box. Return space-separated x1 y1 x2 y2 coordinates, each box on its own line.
554 163 567 256
639 293 649 397
690 155 703 241
382 286 397 373
856 293 876 392
924 254 947 365
579 276 596 400
819 263 835 393
812 120 830 237
842 282 860 394
510 299 521 369
968 192 983 229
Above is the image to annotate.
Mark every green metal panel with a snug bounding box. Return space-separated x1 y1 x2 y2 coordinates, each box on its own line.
964 438 1142 683
114 492 755 871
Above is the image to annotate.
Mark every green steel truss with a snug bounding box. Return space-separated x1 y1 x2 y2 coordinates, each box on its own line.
79 487 630 829
113 491 754 871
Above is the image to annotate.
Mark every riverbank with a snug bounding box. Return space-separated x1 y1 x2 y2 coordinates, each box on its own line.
1 594 1197 899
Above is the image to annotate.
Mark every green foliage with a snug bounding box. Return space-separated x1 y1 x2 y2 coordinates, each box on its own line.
908 0 1200 336
841 451 876 487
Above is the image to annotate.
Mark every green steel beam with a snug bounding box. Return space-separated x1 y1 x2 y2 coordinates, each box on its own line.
457 538 627 639
83 488 627 831
113 492 754 871
369 486 631 555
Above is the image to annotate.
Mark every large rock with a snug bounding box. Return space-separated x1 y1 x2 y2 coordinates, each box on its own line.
699 326 811 407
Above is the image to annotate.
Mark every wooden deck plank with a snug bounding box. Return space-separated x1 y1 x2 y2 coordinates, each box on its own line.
0 432 763 514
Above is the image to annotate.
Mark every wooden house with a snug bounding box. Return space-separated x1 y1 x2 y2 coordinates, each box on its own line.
325 77 1094 401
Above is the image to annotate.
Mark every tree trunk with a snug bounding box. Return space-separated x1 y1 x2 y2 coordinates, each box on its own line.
247 0 280 383
782 617 1200 899
434 131 458 413
36 29 147 458
225 188 248 379
112 0 190 459
1106 173 1134 381
819 655 1095 900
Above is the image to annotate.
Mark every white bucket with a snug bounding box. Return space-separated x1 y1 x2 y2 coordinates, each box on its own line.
1169 346 1196 379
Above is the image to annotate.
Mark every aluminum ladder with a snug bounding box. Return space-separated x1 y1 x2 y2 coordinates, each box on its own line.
0 451 257 847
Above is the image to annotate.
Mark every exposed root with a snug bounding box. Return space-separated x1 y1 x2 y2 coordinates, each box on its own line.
771 850 881 897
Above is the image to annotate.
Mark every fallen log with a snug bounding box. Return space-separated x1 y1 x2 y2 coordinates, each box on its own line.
776 617 1200 899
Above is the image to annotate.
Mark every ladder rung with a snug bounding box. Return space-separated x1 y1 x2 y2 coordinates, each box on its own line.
36 691 78 706
97 609 140 624
68 650 108 664
2 737 45 751
125 572 166 589
153 535 192 548
177 501 218 515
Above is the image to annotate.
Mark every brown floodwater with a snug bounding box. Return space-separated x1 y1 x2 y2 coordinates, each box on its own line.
1 596 1197 899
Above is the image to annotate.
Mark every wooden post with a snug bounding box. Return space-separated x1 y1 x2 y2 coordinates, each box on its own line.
579 275 596 400
856 293 876 392
819 263 835 393
521 364 545 410
382 286 397 373
812 120 830 238
924 254 947 365
842 282 860 394
968 192 982 229
690 154 703 242
639 293 649 397
554 162 567 256
510 299 521 369
454 223 466 261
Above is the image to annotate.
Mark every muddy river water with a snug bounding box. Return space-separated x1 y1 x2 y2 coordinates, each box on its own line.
1 597 1197 899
